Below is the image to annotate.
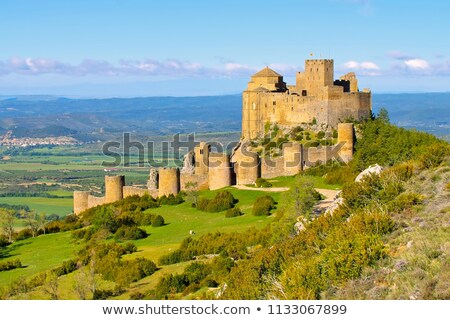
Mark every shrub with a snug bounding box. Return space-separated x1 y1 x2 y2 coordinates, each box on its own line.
198 191 236 213
252 195 276 216
137 212 154 226
196 198 210 211
14 228 33 241
255 178 272 188
388 192 424 213
122 242 137 254
225 207 243 218
151 215 165 227
53 259 78 276
332 129 338 138
0 235 10 248
317 131 325 139
158 194 184 205
115 226 147 240
0 259 22 272
419 143 450 169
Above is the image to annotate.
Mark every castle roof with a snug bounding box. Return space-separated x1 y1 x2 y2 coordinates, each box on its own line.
252 66 282 78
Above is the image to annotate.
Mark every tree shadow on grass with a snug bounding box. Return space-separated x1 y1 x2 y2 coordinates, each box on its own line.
0 242 31 259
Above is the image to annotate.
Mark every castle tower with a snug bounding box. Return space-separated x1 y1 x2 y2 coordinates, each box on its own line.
242 67 287 140
208 153 232 190
105 175 125 203
283 142 303 175
158 167 180 197
233 148 260 185
194 142 210 175
247 67 286 91
296 59 334 97
337 123 354 163
73 191 90 215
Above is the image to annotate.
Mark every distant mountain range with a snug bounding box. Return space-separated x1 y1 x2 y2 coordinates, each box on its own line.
0 93 449 141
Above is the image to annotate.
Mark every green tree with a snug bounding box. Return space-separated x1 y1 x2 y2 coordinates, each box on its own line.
25 210 39 237
377 107 390 123
286 176 319 220
184 181 199 207
0 209 15 242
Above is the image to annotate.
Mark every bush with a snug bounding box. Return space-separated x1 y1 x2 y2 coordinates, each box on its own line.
197 198 210 211
53 259 78 276
115 226 147 240
0 235 10 248
225 207 243 218
138 212 155 226
419 143 450 169
317 131 325 139
158 194 184 205
151 215 165 227
255 178 272 188
252 195 276 216
14 228 33 241
388 192 424 213
0 259 22 272
198 191 236 213
122 242 137 254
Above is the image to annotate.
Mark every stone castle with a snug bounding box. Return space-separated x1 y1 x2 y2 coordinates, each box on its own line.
242 59 371 140
73 59 371 215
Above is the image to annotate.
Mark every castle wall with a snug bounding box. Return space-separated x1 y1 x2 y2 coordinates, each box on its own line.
180 173 209 191
122 186 149 198
105 175 125 203
208 153 232 190
158 168 180 197
261 157 285 179
73 191 90 215
87 195 105 208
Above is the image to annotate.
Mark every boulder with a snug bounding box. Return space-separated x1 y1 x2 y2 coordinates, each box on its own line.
355 164 384 182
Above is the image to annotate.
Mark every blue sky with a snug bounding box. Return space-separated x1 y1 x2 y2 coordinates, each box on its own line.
1 0 449 97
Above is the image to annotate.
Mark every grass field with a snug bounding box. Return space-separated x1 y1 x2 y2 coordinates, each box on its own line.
0 232 82 288
0 185 285 292
0 197 73 216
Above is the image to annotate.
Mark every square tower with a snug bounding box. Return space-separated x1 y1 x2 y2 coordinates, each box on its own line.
296 59 334 97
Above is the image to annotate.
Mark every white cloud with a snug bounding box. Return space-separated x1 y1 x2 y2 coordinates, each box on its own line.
343 61 380 70
0 57 299 79
342 60 381 75
404 59 429 70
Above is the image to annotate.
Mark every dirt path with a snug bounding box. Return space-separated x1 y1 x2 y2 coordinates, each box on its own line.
314 188 340 214
232 185 289 192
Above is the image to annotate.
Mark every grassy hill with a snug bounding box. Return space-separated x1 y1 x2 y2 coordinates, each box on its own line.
0 115 449 300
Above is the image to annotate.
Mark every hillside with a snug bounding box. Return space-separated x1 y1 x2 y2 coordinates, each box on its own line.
0 93 449 141
0 115 448 300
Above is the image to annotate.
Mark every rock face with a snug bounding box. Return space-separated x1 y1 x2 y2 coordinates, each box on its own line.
355 164 384 182
147 167 158 190
181 151 195 174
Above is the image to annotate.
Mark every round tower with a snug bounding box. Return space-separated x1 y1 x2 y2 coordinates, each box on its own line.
283 142 303 175
73 191 89 215
105 175 125 203
158 168 180 197
208 153 232 190
236 151 259 185
337 123 354 163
